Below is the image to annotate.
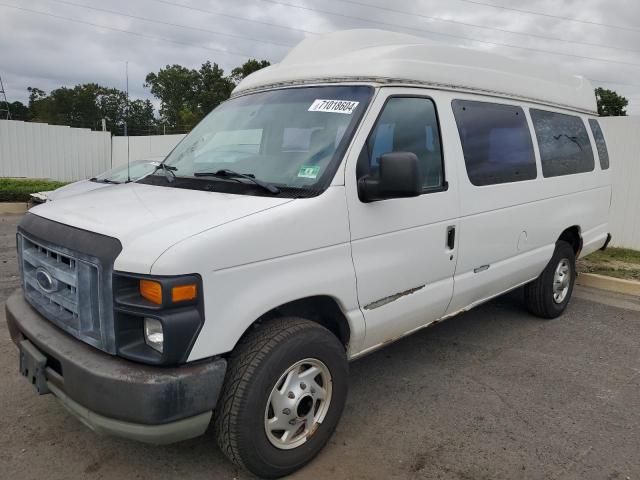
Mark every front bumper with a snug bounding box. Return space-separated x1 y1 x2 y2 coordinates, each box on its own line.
5 289 227 444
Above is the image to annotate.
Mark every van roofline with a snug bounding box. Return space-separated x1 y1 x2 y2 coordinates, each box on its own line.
230 77 599 116
234 29 598 115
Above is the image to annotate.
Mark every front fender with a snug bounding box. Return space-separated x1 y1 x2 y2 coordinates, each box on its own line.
149 187 365 359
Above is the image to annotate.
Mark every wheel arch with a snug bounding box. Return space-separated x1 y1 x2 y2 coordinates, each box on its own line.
558 225 583 257
232 295 352 353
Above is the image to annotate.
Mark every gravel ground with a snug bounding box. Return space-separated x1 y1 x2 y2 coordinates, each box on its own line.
1 213 639 480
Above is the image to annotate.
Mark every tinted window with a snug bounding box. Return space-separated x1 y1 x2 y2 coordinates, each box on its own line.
588 119 610 169
361 97 444 190
530 109 594 177
452 100 537 186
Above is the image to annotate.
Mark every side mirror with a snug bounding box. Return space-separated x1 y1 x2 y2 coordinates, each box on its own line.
358 152 422 203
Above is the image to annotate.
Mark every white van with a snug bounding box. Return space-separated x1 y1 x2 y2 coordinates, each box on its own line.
6 30 611 478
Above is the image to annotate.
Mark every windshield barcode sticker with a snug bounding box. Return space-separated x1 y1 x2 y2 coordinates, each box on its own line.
308 99 359 114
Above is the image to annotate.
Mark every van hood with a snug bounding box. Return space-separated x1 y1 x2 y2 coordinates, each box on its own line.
29 182 294 273
46 179 110 201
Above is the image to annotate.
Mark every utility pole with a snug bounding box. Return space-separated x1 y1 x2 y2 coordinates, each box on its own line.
125 61 131 182
0 75 10 120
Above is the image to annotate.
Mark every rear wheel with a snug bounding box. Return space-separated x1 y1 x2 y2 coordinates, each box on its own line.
214 317 348 478
524 240 576 318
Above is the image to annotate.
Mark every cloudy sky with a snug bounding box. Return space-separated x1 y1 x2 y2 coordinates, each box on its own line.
1 0 639 116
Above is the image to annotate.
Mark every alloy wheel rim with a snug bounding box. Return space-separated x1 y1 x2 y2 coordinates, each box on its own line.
553 258 571 304
264 358 333 450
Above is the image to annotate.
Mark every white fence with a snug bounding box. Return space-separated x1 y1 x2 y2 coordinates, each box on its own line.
0 120 184 181
600 117 640 250
1 117 640 249
0 120 111 182
111 134 184 167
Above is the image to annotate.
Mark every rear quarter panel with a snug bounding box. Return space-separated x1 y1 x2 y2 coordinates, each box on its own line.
440 91 611 314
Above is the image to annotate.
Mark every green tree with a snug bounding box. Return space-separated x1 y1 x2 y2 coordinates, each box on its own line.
229 59 271 84
26 84 156 133
27 83 102 127
96 88 128 131
97 88 156 134
145 64 199 128
195 61 234 119
595 87 628 116
28 86 54 122
0 100 30 120
27 87 47 105
126 99 156 134
145 59 270 128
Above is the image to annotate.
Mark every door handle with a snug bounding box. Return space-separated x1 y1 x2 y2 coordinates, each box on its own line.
446 225 456 250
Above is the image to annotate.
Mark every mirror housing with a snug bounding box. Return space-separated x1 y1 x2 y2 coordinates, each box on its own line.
358 152 422 202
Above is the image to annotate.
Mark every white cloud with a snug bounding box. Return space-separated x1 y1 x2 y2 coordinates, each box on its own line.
0 0 638 114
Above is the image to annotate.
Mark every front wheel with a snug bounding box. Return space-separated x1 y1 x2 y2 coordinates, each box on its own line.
524 240 576 319
214 317 348 478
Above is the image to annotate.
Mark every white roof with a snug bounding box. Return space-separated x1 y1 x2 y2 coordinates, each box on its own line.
234 29 597 114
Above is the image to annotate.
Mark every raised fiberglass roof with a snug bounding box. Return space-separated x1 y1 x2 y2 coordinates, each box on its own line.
234 29 597 114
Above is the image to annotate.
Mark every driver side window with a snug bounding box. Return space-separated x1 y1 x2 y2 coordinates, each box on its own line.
358 97 444 190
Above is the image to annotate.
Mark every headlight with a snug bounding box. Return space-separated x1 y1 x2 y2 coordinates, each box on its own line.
144 318 164 353
113 272 203 365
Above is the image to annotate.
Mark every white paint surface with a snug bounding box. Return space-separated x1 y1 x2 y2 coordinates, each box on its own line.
27 81 614 360
235 29 597 114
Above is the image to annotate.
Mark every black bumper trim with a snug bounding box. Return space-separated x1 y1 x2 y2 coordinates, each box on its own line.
6 289 226 426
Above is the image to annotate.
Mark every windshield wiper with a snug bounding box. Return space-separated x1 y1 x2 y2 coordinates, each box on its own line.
194 169 280 194
152 163 178 183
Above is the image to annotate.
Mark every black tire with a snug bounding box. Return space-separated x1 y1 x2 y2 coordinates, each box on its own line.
214 317 348 479
524 240 576 319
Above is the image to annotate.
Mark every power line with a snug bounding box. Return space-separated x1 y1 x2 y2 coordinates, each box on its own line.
455 0 640 33
256 0 640 68
148 0 318 35
0 2 255 58
590 79 640 89
45 0 293 49
151 0 640 58
333 0 640 55
4 0 640 93
42 0 638 72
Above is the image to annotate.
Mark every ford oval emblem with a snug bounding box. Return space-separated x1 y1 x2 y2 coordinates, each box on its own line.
35 267 59 293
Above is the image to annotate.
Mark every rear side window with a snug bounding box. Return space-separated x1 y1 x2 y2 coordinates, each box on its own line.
588 119 610 170
452 100 537 186
530 109 594 177
361 97 444 190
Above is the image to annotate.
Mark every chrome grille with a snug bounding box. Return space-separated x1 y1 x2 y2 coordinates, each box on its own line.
19 233 104 350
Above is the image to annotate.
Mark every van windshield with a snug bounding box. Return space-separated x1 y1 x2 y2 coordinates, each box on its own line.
143 86 373 197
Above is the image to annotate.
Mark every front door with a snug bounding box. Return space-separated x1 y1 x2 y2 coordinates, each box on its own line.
344 89 460 353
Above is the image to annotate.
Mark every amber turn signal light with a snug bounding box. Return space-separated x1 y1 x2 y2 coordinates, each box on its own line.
171 284 197 303
140 279 163 305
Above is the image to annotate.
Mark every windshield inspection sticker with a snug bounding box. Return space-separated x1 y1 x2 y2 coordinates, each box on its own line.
298 165 321 179
308 99 359 114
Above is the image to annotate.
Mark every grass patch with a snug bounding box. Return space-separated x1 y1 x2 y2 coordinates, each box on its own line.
0 178 68 202
583 247 640 265
578 247 640 281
